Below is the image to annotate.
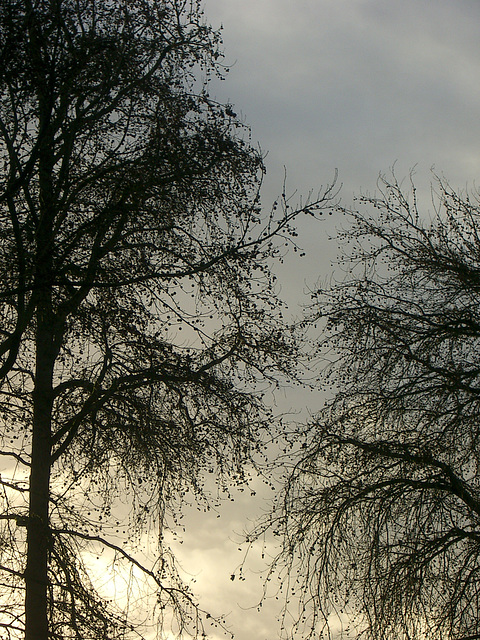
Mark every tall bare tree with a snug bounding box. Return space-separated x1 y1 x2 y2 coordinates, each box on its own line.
0 1 336 637
261 174 480 640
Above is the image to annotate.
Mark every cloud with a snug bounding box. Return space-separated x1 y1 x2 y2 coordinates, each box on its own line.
178 2 480 638
207 0 480 198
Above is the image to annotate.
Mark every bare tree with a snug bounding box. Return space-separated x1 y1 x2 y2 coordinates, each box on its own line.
260 174 480 640
0 1 337 638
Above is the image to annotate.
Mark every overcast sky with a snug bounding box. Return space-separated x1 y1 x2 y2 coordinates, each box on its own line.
166 2 480 639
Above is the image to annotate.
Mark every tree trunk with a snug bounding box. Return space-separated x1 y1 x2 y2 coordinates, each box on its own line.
25 306 55 640
25 106 56 636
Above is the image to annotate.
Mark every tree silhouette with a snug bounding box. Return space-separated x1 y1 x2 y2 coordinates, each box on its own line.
262 174 480 640
0 1 336 637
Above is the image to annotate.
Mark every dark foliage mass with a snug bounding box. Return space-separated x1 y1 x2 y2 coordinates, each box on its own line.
260 175 480 640
0 1 335 638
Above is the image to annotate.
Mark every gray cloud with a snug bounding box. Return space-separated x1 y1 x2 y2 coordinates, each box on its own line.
177 2 480 638
207 0 480 194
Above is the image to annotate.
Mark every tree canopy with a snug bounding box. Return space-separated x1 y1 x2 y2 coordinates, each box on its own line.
0 1 336 637
261 174 480 640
